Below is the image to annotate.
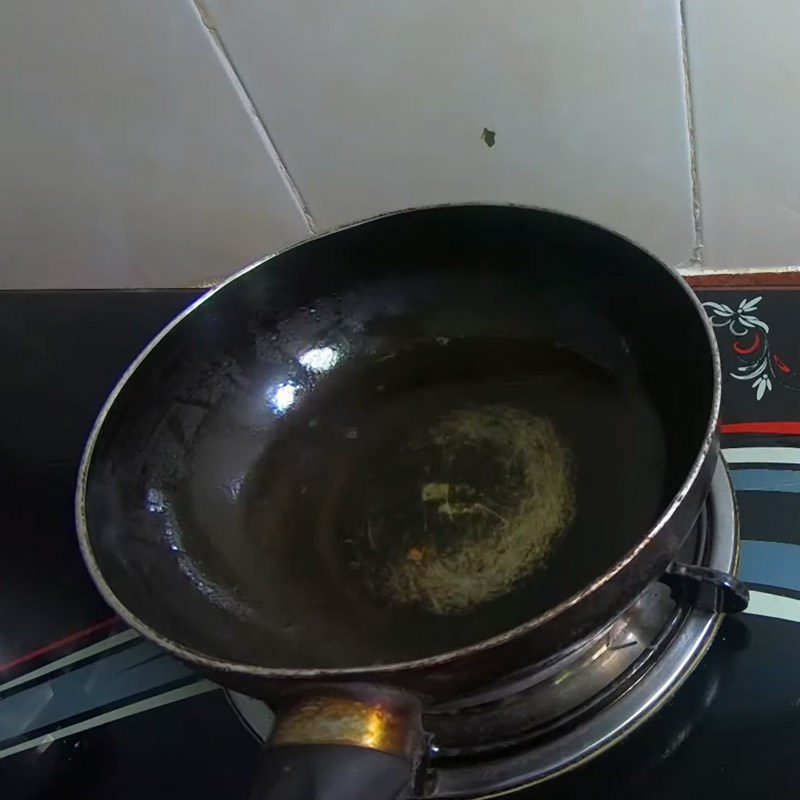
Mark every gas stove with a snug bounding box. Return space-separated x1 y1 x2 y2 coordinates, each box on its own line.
2 284 800 799
229 458 740 798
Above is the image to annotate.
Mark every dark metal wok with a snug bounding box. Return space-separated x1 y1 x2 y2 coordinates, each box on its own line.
76 205 721 799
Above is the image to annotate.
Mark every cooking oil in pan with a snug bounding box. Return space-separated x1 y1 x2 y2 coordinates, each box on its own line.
381 406 574 615
243 336 667 660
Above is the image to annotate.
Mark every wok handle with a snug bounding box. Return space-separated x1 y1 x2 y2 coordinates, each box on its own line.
251 745 413 800
251 690 423 800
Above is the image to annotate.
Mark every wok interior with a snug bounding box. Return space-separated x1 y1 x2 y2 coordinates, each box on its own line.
83 206 715 670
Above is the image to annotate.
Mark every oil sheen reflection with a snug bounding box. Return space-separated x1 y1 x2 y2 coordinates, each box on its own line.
299 346 339 373
266 346 340 416
269 382 300 414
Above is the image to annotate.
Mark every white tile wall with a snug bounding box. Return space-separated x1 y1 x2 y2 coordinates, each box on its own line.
686 0 800 270
187 0 697 268
12 1 798 285
1 0 309 288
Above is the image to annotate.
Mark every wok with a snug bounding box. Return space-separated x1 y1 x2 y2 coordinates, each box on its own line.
76 205 720 799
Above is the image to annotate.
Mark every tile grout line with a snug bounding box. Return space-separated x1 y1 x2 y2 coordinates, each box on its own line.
678 0 704 268
189 0 318 234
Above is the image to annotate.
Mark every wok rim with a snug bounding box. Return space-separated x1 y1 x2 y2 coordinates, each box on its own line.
75 202 722 679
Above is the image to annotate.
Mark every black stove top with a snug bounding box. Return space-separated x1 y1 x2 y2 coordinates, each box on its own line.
2 287 800 799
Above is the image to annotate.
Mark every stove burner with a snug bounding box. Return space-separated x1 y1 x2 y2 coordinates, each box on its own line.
226 458 739 798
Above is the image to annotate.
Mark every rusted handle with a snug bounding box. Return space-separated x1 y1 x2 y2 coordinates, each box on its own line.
252 689 423 800
272 693 420 757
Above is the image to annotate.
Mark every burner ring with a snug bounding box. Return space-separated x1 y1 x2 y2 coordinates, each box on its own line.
425 457 737 797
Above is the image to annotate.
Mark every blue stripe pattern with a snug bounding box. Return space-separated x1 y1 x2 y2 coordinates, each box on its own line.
730 469 800 493
739 540 800 593
0 640 194 744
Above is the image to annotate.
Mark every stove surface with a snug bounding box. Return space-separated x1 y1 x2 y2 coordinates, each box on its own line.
2 286 800 799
